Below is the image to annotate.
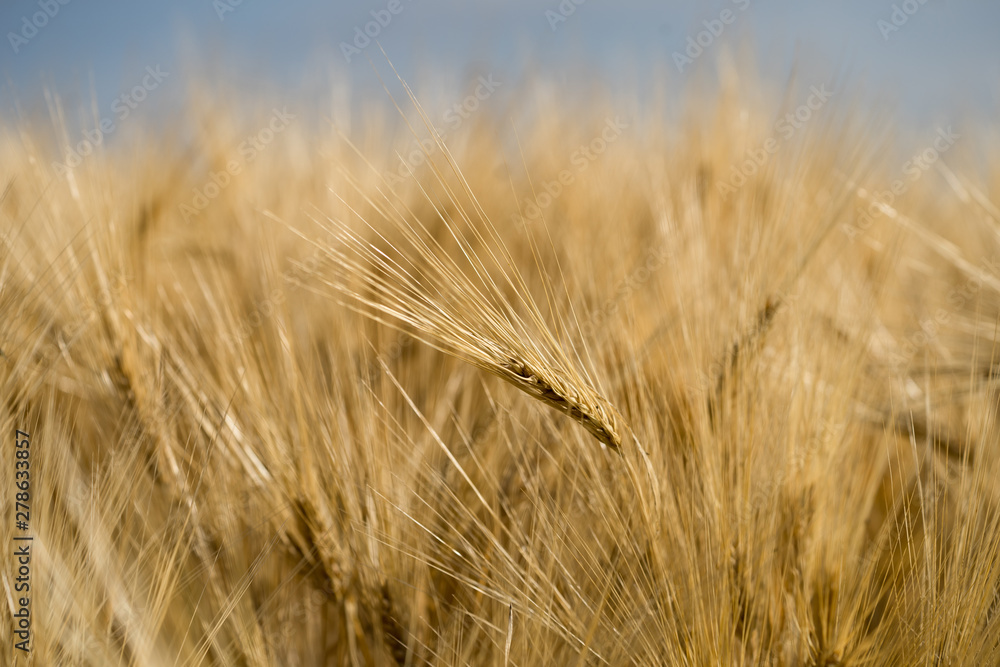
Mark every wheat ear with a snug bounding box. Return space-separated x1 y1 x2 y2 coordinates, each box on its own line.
289 70 623 451
299 211 624 451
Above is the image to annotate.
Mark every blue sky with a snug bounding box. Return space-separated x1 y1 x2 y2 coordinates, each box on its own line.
1 1 997 131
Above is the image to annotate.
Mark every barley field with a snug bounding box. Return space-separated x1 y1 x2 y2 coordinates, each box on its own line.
2 19 1000 667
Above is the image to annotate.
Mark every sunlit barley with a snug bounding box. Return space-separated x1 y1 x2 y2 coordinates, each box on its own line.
1 59 999 666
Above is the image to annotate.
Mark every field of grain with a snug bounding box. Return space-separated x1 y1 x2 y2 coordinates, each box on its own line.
2 58 999 665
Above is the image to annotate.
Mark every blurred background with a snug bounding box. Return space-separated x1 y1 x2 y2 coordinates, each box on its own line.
1 0 998 137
